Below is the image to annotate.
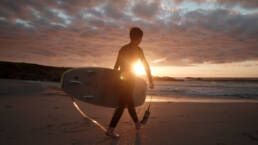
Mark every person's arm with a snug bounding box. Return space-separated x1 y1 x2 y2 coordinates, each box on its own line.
114 51 121 70
139 49 154 89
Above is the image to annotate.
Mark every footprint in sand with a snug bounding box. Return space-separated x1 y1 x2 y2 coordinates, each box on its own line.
5 105 13 109
58 120 91 133
122 121 133 125
0 128 6 136
53 106 59 110
216 143 226 145
71 139 81 145
242 132 258 142
150 116 156 119
32 120 91 135
36 124 55 130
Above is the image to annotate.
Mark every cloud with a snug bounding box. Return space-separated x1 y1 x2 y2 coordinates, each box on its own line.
144 8 258 66
132 1 161 20
0 0 258 68
215 0 258 9
174 0 258 9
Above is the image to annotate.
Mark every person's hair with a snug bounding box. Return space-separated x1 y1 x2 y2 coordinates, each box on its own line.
130 27 143 41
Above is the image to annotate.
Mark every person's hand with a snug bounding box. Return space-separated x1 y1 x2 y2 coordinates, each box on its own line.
149 82 154 89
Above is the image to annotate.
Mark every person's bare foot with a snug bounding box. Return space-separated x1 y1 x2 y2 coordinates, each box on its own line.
135 122 143 130
106 128 120 138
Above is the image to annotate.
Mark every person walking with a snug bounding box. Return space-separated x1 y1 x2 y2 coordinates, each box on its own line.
106 27 154 138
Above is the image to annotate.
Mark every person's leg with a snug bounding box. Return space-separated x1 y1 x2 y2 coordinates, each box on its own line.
127 94 143 130
125 75 142 129
109 105 125 128
127 96 138 123
106 80 127 138
108 74 129 130
106 104 125 138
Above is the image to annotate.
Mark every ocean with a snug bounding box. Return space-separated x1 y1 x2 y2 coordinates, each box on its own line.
147 78 258 100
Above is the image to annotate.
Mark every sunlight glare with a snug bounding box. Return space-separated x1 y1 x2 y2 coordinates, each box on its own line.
134 61 146 75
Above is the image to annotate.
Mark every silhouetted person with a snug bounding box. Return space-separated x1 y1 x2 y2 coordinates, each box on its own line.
106 27 154 138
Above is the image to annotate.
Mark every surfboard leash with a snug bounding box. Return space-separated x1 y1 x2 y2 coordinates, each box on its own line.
61 70 107 133
148 95 153 110
140 95 152 125
70 96 107 133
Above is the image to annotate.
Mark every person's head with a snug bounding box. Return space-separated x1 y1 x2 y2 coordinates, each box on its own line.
130 27 143 45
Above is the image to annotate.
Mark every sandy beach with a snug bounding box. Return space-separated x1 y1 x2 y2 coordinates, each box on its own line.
0 79 258 145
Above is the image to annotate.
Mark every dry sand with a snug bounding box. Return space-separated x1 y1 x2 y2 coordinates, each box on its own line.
0 79 258 145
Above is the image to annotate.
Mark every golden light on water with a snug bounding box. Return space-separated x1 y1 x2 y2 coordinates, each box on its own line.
134 61 146 75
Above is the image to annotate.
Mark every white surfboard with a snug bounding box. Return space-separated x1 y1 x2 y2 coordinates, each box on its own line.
61 67 147 108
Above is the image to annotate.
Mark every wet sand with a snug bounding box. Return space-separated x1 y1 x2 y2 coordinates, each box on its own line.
0 79 258 145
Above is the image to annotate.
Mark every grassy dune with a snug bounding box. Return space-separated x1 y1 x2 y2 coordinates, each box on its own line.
0 61 71 82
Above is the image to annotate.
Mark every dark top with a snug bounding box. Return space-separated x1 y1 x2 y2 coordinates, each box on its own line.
114 43 153 83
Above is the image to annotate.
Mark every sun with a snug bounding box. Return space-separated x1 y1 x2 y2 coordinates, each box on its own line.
133 61 146 75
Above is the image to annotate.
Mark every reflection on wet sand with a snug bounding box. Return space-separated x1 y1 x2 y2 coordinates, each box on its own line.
145 96 258 103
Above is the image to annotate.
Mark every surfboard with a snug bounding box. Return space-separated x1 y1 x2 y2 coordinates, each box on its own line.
61 67 147 108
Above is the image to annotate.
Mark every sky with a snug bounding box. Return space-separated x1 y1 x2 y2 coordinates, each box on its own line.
0 0 258 77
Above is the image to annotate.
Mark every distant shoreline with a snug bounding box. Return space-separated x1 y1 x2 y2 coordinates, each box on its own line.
1 61 258 83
